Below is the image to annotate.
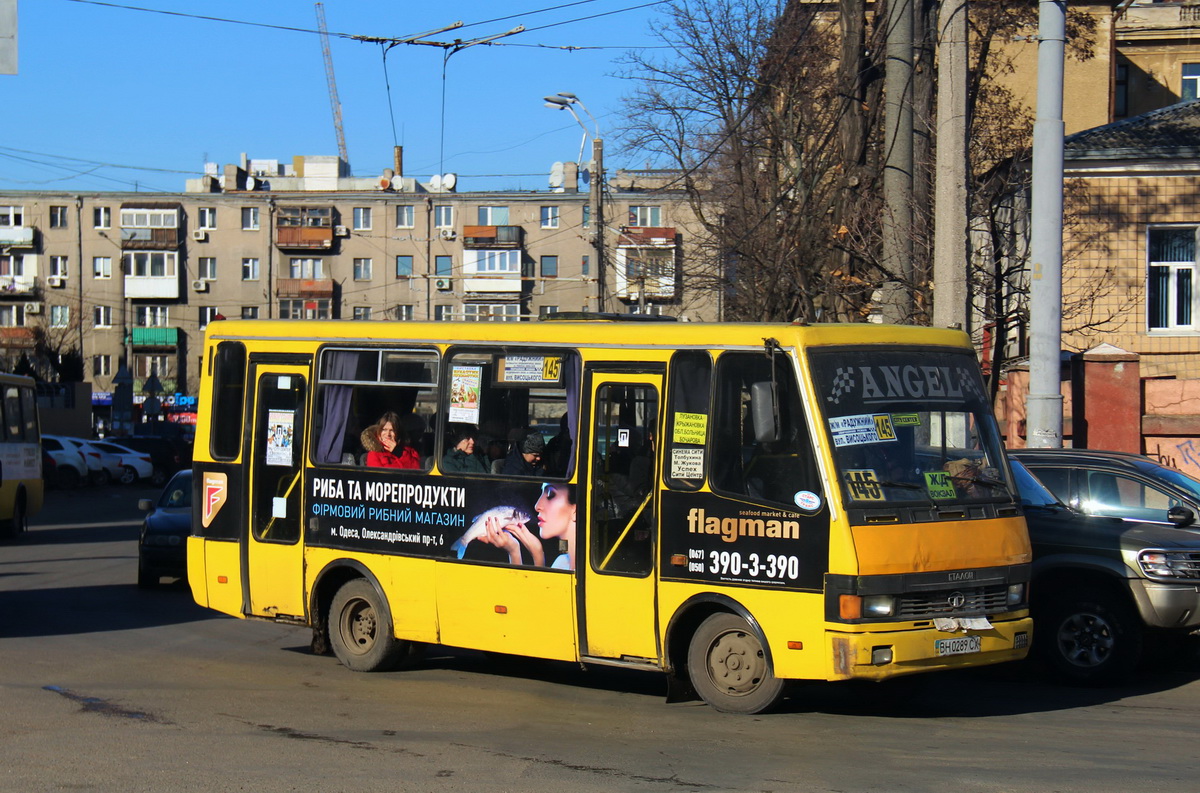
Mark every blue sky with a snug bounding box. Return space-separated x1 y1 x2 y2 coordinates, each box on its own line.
0 0 670 193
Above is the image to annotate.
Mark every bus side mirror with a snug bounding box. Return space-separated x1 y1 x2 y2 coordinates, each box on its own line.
750 381 780 443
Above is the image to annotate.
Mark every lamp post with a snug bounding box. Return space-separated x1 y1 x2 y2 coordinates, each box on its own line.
544 92 605 312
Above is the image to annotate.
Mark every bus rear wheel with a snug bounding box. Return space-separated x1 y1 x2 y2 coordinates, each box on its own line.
329 579 420 673
687 612 786 714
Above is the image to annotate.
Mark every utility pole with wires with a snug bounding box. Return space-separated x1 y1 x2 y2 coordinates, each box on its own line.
315 3 348 170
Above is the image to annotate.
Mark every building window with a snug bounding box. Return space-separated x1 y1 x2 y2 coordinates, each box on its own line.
1149 227 1197 330
540 206 559 229
279 298 330 319
199 306 221 330
134 354 171 379
477 206 509 225
353 207 373 230
539 304 559 318
396 205 415 228
540 255 559 278
93 355 111 377
289 258 324 278
50 305 69 328
241 206 260 230
0 206 24 227
93 256 112 279
465 250 520 274
582 254 590 275
241 257 260 281
394 304 414 321
198 207 217 229
435 255 452 277
396 255 413 278
50 206 68 229
120 209 177 228
1184 63 1200 102
0 255 23 277
0 305 25 326
629 206 662 227
462 303 521 322
353 258 373 281
136 305 169 327
582 205 590 230
93 305 113 328
1115 63 1128 118
434 205 454 228
241 306 259 320
434 304 451 321
93 206 110 229
50 256 69 278
123 251 177 277
352 306 372 320
198 257 217 280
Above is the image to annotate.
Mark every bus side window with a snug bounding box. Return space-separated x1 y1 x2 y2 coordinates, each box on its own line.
211 342 247 460
664 350 711 491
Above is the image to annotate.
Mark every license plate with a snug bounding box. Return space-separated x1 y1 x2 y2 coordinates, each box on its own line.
935 635 982 656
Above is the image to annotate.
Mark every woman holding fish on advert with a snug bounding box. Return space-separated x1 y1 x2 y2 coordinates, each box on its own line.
441 424 488 473
451 482 577 570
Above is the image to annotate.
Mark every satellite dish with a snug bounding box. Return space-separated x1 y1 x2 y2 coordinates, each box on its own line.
549 162 564 189
245 176 257 191
579 168 591 188
390 175 403 190
383 168 395 180
430 174 443 190
443 173 457 190
379 177 392 190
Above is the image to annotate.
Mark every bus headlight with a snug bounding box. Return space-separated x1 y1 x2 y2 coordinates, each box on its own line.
862 595 896 618
1006 583 1025 606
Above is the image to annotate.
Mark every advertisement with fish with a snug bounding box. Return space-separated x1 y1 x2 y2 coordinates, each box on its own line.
305 468 573 569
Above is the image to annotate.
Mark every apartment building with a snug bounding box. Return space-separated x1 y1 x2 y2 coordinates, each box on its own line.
0 153 712 424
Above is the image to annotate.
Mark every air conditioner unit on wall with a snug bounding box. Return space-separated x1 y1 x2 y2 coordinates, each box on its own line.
192 279 209 292
46 276 64 288
439 229 457 241
191 230 207 242
434 278 452 291
23 302 41 314
334 225 350 237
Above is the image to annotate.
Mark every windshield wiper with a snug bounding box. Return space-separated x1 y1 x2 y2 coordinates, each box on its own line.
960 475 1009 492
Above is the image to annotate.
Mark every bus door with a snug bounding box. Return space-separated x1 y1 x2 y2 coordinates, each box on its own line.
243 361 309 620
582 370 662 661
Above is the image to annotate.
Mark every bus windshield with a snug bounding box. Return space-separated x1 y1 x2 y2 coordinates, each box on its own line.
807 347 1014 508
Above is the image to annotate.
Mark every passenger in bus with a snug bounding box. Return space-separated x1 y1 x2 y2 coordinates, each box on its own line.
361 411 419 469
543 413 572 477
441 424 488 473
470 482 577 570
501 431 546 476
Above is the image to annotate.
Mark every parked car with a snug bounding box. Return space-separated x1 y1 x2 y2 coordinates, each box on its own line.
40 435 88 489
1012 459 1200 683
118 435 190 482
87 439 157 485
41 448 56 488
1011 448 1200 528
43 435 108 485
137 469 192 588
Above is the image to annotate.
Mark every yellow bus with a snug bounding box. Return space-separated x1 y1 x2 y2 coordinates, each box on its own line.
0 373 42 540
188 317 1031 713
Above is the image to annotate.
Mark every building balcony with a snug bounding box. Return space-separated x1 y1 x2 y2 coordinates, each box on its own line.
131 327 179 347
0 326 36 349
277 278 335 298
120 227 181 249
0 275 40 297
617 226 677 248
0 226 35 247
275 225 334 249
462 225 524 248
463 277 522 294
125 275 180 300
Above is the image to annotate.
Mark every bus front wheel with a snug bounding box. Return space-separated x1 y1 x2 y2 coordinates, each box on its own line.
687 612 786 714
329 579 418 673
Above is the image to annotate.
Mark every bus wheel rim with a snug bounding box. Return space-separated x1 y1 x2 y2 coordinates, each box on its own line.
340 598 377 654
706 628 766 696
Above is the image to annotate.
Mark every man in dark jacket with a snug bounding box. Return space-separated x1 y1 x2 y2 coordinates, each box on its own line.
502 432 545 476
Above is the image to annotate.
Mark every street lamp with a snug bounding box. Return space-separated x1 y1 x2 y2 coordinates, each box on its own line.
543 92 606 312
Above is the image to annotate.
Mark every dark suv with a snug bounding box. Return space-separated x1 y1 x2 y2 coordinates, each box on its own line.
118 435 192 484
1012 459 1200 683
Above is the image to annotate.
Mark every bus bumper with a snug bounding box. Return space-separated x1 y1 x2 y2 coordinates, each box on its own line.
825 616 1033 680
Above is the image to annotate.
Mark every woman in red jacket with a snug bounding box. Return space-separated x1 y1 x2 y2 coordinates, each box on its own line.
361 411 419 469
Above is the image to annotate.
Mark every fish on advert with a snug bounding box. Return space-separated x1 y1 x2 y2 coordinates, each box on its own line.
450 505 531 558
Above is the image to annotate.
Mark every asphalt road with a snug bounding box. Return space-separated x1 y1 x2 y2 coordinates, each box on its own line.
2 485 1200 792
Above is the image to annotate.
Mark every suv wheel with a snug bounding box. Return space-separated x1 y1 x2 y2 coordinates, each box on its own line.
1037 588 1143 684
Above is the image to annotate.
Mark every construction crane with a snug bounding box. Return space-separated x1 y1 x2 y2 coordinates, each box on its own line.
315 3 349 169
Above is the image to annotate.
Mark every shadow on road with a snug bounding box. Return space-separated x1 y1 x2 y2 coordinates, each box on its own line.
0 581 218 638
